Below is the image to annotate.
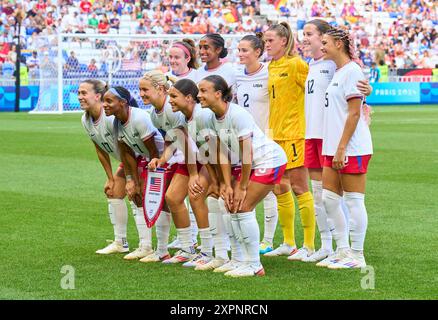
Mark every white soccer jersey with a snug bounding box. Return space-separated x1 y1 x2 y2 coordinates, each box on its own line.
185 105 216 164
305 58 336 139
235 63 270 132
150 96 185 163
211 103 286 169
117 107 165 160
166 68 198 82
81 110 121 162
322 62 373 156
194 62 237 87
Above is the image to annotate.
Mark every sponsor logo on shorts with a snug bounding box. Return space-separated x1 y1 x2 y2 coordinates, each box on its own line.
332 83 339 87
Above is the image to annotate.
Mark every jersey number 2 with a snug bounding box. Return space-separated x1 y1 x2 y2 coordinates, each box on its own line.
243 94 249 108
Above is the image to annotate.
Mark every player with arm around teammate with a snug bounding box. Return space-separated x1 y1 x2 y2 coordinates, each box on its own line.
79 79 129 255
301 19 373 263
138 70 215 267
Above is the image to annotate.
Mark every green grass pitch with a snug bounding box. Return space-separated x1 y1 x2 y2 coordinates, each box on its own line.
0 105 437 300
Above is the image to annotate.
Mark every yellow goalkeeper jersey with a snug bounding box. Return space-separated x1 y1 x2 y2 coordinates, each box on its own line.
268 55 309 141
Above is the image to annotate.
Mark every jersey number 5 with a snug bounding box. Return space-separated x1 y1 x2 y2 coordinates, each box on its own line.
325 92 329 108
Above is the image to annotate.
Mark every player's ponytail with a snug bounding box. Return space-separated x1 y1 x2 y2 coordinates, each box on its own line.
203 75 233 103
173 79 200 103
241 33 265 58
325 27 363 67
142 70 173 91
173 39 199 70
81 79 108 102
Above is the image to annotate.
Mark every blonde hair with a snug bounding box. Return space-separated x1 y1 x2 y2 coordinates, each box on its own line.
267 21 295 57
141 70 178 91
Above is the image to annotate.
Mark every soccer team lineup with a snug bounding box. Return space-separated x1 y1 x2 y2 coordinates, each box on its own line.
78 22 375 278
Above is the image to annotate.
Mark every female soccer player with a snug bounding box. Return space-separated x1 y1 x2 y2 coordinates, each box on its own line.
235 34 279 255
195 33 236 88
138 71 215 268
102 86 164 261
166 38 199 250
194 33 237 269
263 21 316 260
301 19 372 263
318 27 373 269
198 75 287 277
79 79 129 255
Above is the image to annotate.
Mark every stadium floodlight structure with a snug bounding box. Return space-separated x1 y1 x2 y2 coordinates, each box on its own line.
30 33 244 114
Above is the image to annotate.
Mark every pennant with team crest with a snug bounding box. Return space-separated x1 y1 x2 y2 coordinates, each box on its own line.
143 168 166 228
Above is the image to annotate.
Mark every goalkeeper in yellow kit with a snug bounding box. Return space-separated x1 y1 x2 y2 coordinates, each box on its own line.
263 21 316 260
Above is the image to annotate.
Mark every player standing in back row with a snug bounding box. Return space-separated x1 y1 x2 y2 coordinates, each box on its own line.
264 22 316 260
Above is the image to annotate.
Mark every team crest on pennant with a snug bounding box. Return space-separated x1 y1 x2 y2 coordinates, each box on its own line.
143 168 166 228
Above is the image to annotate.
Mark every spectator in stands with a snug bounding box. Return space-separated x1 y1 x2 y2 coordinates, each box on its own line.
87 58 98 72
27 50 40 78
110 10 120 31
80 0 93 14
2 57 15 78
419 50 434 69
369 62 380 83
88 13 99 29
97 17 110 34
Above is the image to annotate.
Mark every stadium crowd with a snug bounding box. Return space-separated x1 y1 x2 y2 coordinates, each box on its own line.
0 0 437 79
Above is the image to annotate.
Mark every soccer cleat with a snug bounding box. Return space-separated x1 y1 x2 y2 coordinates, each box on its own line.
287 247 314 261
139 252 171 263
225 264 265 278
316 248 349 268
167 237 182 250
195 257 229 271
259 241 273 254
96 240 129 254
302 248 333 263
162 250 194 264
123 246 153 260
263 243 297 257
327 251 366 269
213 260 243 273
182 252 213 268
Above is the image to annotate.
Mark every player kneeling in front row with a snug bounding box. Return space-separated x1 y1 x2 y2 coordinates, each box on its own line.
197 75 287 277
79 79 130 255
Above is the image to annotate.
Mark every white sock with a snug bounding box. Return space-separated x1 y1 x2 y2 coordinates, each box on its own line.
230 213 249 261
198 228 213 256
311 180 333 252
344 192 368 252
176 226 195 254
262 191 278 246
222 209 245 262
186 198 199 244
108 198 128 246
130 201 152 249
237 211 261 267
341 196 350 228
322 190 349 250
207 197 229 260
155 211 171 256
